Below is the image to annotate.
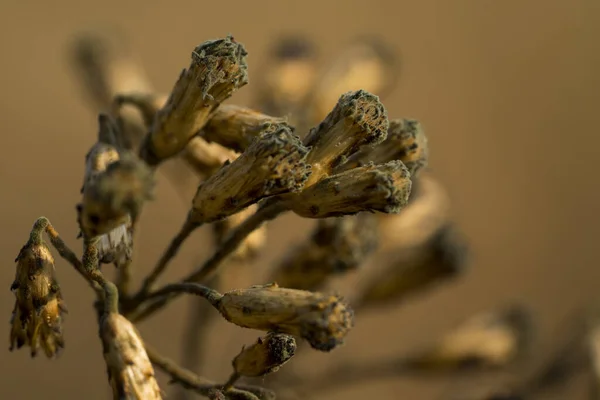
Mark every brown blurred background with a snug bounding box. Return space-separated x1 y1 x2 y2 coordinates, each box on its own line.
1 0 599 399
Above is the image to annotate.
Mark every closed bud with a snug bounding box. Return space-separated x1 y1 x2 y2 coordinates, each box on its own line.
271 213 379 290
10 219 66 358
303 90 388 185
232 333 296 377
100 312 162 399
78 153 154 238
212 283 354 352
342 118 429 176
286 160 411 218
189 126 310 224
141 36 248 164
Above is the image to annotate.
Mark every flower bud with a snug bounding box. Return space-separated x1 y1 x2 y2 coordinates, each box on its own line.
100 312 162 399
302 90 388 185
212 283 354 352
232 333 296 377
286 160 411 218
271 213 379 290
189 126 310 224
341 118 429 176
10 223 66 358
78 153 154 238
140 36 248 165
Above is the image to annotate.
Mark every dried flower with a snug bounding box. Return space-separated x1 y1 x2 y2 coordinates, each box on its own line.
341 118 429 176
100 311 162 399
231 333 296 377
302 90 388 185
404 305 531 370
182 136 239 177
78 153 154 238
188 126 311 224
140 36 248 165
285 160 411 218
357 222 467 308
208 283 354 352
271 213 379 290
10 219 66 358
212 204 267 261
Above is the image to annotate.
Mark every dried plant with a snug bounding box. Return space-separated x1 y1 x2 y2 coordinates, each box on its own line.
10 29 581 400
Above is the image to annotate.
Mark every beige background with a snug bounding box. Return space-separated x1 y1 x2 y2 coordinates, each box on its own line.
1 1 599 399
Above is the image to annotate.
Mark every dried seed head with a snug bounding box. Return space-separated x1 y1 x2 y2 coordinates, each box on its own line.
10 221 66 358
214 283 354 352
99 312 162 399
141 36 248 164
213 205 267 261
182 136 239 177
342 118 429 176
189 126 311 224
405 305 531 370
271 213 379 290
286 160 411 218
96 220 133 266
78 153 154 238
201 105 290 153
232 333 296 377
357 222 468 307
303 90 388 185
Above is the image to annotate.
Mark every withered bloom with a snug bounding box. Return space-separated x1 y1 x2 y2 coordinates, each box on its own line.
357 223 467 308
10 220 67 358
140 36 248 165
78 153 154 238
404 305 531 370
209 283 354 352
100 311 162 399
231 333 296 377
341 118 429 176
285 160 412 218
189 126 311 224
200 104 290 153
271 213 379 290
182 136 239 177
302 90 388 185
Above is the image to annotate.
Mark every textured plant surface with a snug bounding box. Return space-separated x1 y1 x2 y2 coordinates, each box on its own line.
10 31 584 400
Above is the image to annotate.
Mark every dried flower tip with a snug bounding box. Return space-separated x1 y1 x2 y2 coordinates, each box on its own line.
303 90 389 185
96 219 133 266
286 160 411 218
10 220 66 358
271 213 379 290
140 36 248 165
213 283 354 352
405 305 532 370
213 204 267 261
308 36 398 123
182 136 239 177
189 126 310 224
100 312 162 399
201 105 290 153
232 333 296 377
342 118 429 176
78 153 154 238
358 222 468 307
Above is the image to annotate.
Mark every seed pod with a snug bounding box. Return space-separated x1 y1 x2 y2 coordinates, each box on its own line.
10 221 66 358
232 333 296 377
357 222 467 308
404 305 532 370
286 160 411 218
341 118 429 176
271 213 379 290
189 126 311 224
212 205 267 261
302 90 388 185
201 105 290 153
211 283 354 352
100 312 162 399
78 153 154 238
140 36 248 165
